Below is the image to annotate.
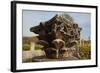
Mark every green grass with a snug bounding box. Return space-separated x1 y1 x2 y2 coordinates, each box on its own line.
23 58 32 63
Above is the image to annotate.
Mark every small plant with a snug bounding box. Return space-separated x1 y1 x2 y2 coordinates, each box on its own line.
23 44 30 51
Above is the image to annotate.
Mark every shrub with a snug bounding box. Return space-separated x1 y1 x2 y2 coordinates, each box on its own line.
79 44 91 59
35 44 44 50
32 36 38 41
23 44 30 51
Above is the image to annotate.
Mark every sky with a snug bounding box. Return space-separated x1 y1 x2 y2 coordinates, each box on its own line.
22 10 91 40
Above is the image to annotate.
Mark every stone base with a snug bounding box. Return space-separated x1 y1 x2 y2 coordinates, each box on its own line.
32 56 79 62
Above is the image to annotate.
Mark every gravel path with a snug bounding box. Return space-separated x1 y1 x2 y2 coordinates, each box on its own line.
22 50 45 62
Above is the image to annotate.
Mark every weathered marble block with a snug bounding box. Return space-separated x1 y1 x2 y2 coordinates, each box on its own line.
30 14 81 59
